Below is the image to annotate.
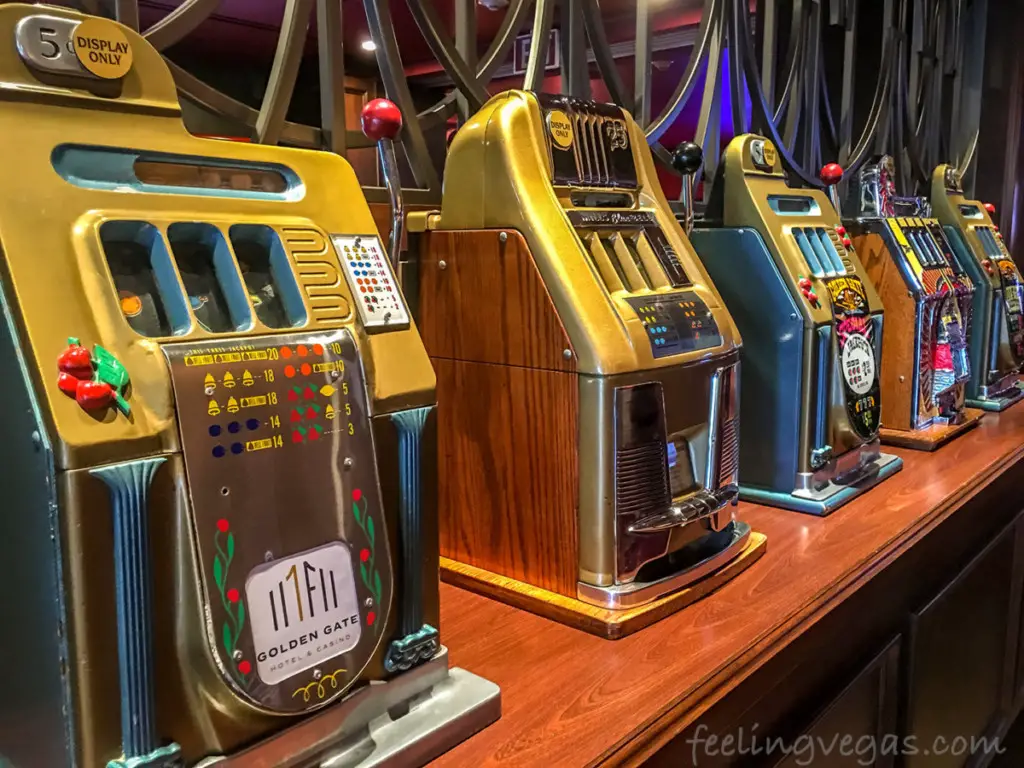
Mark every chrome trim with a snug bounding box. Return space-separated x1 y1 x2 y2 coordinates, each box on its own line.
704 365 724 489
627 484 738 534
578 521 751 610
793 438 883 496
979 370 1024 400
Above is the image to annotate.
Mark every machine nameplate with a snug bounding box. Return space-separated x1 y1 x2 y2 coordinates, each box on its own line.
567 210 658 227
164 329 391 713
246 542 362 685
625 291 721 358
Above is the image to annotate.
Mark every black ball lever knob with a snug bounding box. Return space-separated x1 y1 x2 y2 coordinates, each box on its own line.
672 141 703 175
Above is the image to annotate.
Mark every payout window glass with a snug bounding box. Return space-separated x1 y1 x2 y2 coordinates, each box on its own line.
229 224 307 329
167 223 251 333
100 220 191 338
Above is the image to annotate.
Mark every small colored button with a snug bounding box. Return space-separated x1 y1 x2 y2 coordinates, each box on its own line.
212 445 225 458
228 421 240 434
209 424 222 437
246 418 260 431
835 226 847 236
231 443 243 455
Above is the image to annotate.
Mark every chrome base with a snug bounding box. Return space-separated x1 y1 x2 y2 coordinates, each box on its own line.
741 451 903 516
968 376 1024 412
195 649 500 768
576 520 751 609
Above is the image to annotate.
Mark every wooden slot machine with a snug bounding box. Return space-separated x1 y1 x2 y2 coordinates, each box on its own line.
689 135 902 516
930 164 1024 411
0 6 498 767
407 91 766 640
842 156 982 450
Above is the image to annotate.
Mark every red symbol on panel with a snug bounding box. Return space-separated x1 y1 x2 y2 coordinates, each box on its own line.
280 347 292 359
313 344 325 356
290 409 302 422
304 386 316 400
308 425 322 441
291 430 303 444
306 407 317 419
300 363 312 376
287 388 298 402
284 365 296 378
297 345 308 357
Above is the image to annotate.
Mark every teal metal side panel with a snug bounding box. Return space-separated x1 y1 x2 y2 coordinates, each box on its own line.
945 224 994 395
0 270 72 766
690 227 804 493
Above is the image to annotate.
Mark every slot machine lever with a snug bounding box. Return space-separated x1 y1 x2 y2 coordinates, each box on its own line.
361 98 405 286
820 163 844 216
672 141 704 235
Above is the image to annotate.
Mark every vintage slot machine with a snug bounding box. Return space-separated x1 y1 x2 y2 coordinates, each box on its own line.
408 91 765 639
842 156 981 450
689 135 902 516
0 6 498 767
930 164 1024 411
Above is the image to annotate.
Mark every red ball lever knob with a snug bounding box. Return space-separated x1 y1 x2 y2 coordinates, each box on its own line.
820 163 844 186
984 202 997 215
361 98 403 141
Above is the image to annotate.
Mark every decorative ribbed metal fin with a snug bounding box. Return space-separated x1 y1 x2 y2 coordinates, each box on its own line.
89 458 181 768
384 406 439 674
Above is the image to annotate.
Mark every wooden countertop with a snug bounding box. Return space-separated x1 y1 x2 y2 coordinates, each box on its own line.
431 404 1024 767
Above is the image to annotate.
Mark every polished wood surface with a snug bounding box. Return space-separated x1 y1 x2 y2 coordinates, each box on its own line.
418 230 577 372
434 357 580 596
855 231 918 432
879 406 984 450
440 533 767 640
434 402 1024 767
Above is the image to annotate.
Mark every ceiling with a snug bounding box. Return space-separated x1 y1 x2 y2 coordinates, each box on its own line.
139 0 705 78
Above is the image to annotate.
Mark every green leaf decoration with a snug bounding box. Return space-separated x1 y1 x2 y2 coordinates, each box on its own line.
236 600 247 640
373 570 382 603
93 344 130 390
226 533 235 563
352 501 363 526
360 561 369 588
366 516 375 548
222 622 233 657
213 555 224 589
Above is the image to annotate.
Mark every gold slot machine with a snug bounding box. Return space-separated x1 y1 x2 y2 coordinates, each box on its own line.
409 90 765 640
844 156 981 450
0 6 497 767
690 136 902 516
930 164 1024 411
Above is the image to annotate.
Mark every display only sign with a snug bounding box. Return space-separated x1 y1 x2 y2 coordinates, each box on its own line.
512 29 560 75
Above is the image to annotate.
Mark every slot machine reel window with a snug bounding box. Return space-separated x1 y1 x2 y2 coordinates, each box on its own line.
228 224 307 329
99 220 192 338
166 223 251 334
